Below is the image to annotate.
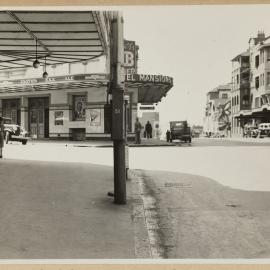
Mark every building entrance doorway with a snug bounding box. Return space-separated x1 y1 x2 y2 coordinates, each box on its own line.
29 97 49 139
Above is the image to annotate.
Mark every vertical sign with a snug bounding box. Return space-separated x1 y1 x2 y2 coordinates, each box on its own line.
124 40 138 75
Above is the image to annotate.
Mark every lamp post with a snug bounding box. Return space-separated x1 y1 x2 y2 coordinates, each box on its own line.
110 12 126 205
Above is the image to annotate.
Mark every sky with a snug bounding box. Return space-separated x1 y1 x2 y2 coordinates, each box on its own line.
118 5 270 129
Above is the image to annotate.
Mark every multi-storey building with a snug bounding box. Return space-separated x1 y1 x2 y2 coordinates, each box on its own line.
231 51 251 136
249 32 270 121
203 84 231 137
231 31 270 136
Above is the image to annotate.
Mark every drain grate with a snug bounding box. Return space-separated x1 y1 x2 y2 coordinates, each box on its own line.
164 182 192 188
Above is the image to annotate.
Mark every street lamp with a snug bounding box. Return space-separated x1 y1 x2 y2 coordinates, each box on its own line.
42 56 48 79
33 39 40 69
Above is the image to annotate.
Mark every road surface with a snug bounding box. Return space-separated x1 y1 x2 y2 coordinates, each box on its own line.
3 137 270 191
2 137 270 258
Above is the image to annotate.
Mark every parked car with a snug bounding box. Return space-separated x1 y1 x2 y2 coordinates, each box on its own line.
3 119 29 145
169 121 192 143
258 123 270 138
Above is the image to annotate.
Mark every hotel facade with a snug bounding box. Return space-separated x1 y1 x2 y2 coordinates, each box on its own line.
0 11 173 140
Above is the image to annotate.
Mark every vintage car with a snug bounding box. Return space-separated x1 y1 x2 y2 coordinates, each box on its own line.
169 121 192 143
243 125 259 138
258 123 270 138
3 119 28 145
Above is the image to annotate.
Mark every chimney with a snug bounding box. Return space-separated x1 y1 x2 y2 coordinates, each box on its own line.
257 30 265 44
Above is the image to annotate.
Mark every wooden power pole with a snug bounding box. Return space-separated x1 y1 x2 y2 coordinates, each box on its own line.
110 12 126 204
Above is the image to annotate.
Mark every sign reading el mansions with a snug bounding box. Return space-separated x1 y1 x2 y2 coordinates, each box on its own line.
125 73 173 85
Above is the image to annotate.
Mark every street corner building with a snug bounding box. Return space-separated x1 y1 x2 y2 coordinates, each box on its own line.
0 11 173 141
231 31 270 137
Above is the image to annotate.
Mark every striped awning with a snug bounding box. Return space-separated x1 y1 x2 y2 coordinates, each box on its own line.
0 11 108 71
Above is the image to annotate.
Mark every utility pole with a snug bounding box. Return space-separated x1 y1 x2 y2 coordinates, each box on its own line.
110 12 126 205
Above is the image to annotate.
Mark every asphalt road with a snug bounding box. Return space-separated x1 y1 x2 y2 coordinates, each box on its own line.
3 137 269 191
2 137 270 259
133 169 270 259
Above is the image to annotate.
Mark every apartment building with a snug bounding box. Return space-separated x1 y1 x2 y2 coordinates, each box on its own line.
231 51 251 136
231 31 270 136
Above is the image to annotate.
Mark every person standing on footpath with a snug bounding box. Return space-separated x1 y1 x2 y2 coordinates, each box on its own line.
134 117 142 144
166 129 171 142
145 121 152 139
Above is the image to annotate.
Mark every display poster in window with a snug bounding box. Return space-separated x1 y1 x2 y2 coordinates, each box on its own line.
89 108 101 126
73 96 86 121
55 111 64 125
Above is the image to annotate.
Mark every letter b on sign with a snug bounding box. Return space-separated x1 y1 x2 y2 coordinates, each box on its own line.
124 51 134 67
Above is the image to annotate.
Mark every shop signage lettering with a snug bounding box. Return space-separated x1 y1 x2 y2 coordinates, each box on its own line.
0 74 108 86
125 74 173 85
20 79 38 84
64 76 74 80
45 77 56 82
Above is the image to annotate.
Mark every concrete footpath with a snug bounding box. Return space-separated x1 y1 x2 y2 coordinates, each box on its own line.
0 159 150 259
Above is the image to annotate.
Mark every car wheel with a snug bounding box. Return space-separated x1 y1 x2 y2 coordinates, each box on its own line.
5 131 10 144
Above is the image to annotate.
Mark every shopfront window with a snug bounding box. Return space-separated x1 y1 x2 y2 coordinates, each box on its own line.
267 72 270 85
2 99 20 124
255 55 259 68
73 95 86 121
255 76 259 89
221 93 228 99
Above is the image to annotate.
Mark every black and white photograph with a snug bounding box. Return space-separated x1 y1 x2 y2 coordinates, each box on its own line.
0 4 270 264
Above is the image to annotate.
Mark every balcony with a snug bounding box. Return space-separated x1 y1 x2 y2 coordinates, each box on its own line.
240 79 250 86
241 63 250 68
241 103 251 111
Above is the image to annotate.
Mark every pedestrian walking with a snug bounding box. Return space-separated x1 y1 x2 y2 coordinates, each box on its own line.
145 121 152 139
166 129 171 142
134 117 142 144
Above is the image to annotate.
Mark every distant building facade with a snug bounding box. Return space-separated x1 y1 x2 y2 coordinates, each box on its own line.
203 84 231 136
138 104 160 138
